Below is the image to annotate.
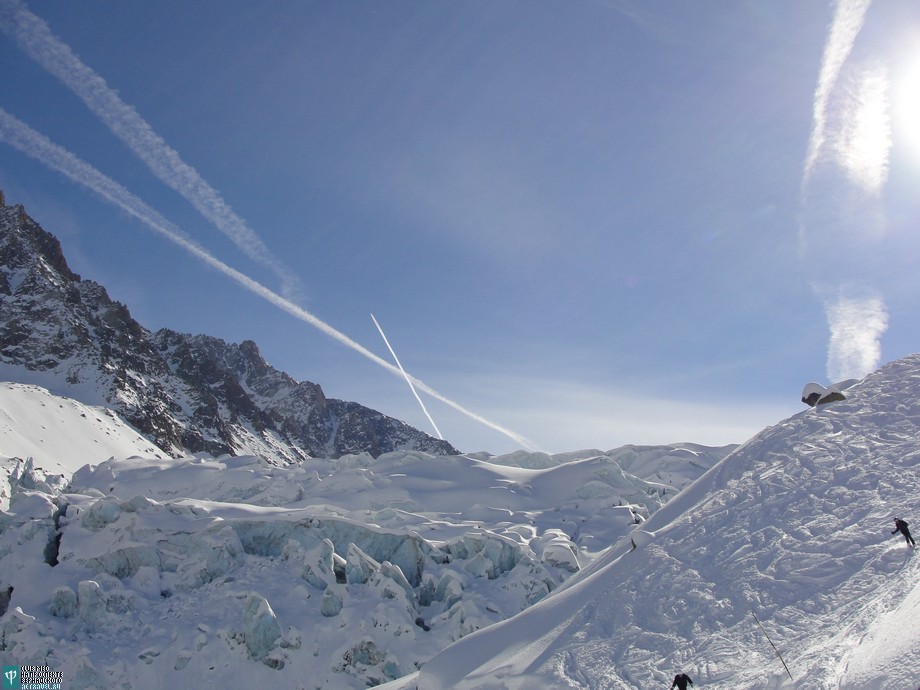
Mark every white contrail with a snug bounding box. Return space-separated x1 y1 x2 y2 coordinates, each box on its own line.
0 0 301 299
371 313 443 440
802 0 873 186
0 108 540 452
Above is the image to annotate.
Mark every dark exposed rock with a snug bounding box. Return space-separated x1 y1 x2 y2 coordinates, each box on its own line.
0 198 459 460
801 382 848 408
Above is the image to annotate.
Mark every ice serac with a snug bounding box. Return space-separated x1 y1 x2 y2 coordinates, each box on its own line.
0 470 585 689
237 592 283 667
0 198 459 460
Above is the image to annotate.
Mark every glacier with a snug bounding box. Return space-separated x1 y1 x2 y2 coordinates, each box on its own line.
2 355 919 688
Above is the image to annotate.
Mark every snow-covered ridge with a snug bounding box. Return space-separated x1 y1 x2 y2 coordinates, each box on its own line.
400 353 920 690
0 382 169 510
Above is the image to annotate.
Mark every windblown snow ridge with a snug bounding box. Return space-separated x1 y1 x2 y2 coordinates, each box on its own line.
409 354 920 690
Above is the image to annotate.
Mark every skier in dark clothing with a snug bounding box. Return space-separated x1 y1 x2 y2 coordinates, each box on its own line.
671 672 694 689
892 518 915 546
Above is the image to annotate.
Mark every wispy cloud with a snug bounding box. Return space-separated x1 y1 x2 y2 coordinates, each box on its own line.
801 0 893 382
0 0 301 298
0 107 539 452
822 291 888 381
802 0 874 186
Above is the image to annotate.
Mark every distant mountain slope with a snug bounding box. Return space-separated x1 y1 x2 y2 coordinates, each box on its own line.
406 354 920 689
0 382 167 471
0 382 170 510
0 198 458 460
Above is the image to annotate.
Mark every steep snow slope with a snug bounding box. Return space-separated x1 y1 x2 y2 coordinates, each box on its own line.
399 354 920 690
0 382 168 508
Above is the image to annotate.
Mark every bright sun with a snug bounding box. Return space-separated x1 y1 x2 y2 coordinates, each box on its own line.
893 52 920 159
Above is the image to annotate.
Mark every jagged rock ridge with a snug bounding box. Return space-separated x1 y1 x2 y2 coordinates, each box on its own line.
0 198 459 460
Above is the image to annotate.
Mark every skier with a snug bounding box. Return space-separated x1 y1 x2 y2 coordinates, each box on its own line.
892 518 915 547
671 672 694 689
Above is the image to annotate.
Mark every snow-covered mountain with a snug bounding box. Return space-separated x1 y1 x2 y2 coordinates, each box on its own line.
387 353 920 690
3 195 919 689
0 198 458 460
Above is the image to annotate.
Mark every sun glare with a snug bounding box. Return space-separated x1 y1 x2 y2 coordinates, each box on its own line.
894 52 920 159
836 66 890 193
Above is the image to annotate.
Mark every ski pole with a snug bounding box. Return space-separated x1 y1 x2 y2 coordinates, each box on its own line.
751 611 794 682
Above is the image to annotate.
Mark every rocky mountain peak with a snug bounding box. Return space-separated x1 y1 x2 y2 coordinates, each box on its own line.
0 196 460 460
0 202 79 285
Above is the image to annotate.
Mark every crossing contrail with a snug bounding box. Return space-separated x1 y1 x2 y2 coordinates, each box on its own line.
371 313 443 440
0 0 301 299
0 107 540 452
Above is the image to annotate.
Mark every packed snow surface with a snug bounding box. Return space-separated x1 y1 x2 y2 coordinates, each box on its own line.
3 354 920 689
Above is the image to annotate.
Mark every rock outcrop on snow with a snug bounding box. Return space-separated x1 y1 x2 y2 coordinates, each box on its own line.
801 380 853 407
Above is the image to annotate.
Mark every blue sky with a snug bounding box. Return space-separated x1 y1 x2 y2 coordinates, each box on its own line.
1 0 919 454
